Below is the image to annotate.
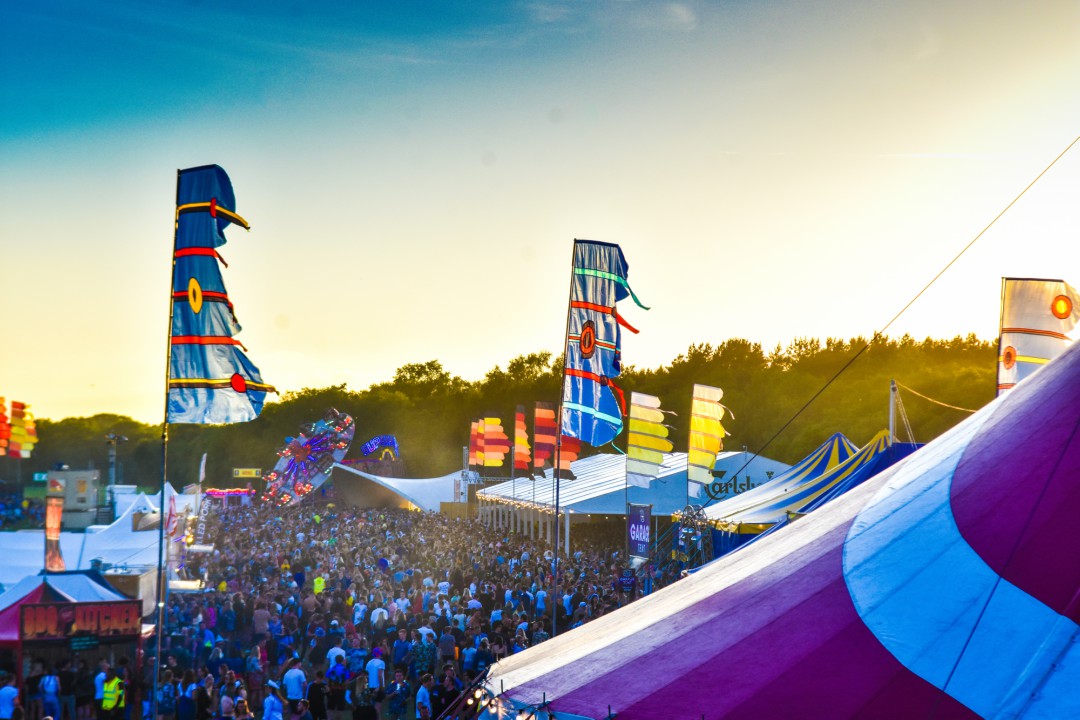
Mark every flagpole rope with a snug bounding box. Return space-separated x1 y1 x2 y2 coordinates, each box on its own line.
704 134 1080 510
895 382 978 414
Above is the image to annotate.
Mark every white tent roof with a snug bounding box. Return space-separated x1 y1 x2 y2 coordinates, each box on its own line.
332 464 459 512
0 570 130 613
0 490 185 590
477 452 791 516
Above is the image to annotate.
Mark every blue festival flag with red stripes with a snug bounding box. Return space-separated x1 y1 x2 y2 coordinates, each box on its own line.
561 239 647 447
168 165 274 424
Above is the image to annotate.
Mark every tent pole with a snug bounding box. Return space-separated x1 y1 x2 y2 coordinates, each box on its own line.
889 379 896 444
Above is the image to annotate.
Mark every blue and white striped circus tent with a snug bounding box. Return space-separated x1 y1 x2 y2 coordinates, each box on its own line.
475 319 1080 720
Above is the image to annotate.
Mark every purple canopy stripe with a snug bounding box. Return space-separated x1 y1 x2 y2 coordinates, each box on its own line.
479 340 1080 719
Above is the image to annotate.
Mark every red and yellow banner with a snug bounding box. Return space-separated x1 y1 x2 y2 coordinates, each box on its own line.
514 406 531 472
20 601 142 641
482 416 511 467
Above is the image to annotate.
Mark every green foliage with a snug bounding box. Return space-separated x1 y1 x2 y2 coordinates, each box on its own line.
6 336 996 488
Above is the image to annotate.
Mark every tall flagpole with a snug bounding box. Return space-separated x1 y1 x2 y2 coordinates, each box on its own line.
152 170 181 720
552 240 577 638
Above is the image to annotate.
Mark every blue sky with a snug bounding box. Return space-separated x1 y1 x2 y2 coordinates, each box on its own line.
4 1 1080 422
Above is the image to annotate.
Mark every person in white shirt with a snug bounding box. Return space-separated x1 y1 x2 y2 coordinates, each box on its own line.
262 682 283 720
364 649 385 692
414 675 433 720
325 639 347 668
369 606 389 630
281 660 307 715
352 601 367 627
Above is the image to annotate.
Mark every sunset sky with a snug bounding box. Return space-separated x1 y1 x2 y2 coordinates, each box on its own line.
3 0 1080 423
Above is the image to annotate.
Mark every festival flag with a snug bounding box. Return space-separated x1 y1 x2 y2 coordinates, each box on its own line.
688 384 730 484
997 277 1080 395
168 165 275 424
165 492 179 538
555 435 581 479
561 240 648 447
533 402 557 473
476 417 486 467
533 402 580 478
467 419 481 468
0 397 9 457
626 392 674 488
514 406 531 473
8 401 38 458
482 416 511 467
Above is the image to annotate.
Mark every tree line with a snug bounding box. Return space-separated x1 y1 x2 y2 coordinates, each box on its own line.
2 334 997 491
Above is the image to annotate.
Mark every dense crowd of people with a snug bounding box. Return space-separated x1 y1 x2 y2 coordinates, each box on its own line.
146 500 667 720
6 497 676 720
0 492 43 530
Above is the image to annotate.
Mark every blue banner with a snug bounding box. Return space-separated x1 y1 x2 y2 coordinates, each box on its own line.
628 502 652 560
168 165 274 424
561 239 646 447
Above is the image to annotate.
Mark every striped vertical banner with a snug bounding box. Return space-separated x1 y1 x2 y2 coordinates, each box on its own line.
688 384 730 484
626 392 674 487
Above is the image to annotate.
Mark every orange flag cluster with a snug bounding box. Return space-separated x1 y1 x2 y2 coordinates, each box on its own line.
514 406 531 472
468 402 581 476
0 398 37 458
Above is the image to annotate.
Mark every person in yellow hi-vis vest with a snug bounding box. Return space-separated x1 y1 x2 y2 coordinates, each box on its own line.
100 669 124 720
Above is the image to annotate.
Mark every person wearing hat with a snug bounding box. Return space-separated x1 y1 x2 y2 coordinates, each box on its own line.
261 682 282 720
362 648 385 702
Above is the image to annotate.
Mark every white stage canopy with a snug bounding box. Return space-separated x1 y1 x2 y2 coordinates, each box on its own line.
477 451 791 517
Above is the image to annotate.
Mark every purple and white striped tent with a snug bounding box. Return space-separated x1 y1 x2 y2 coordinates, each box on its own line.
477 341 1080 719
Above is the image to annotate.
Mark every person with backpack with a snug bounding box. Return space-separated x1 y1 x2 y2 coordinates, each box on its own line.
323 658 349 720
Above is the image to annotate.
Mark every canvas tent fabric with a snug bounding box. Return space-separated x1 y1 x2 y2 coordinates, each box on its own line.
712 431 898 531
477 452 791 517
701 432 856 524
0 492 168 590
0 570 131 645
331 464 460 512
710 432 920 556
476 339 1080 719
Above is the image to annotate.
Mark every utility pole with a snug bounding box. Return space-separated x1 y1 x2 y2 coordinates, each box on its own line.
105 433 128 514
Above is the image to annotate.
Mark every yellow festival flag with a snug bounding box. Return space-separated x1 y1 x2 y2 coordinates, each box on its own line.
627 392 674 488
688 384 730 484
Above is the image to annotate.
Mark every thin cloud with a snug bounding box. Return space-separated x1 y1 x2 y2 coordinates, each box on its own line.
526 2 574 24
666 3 698 31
